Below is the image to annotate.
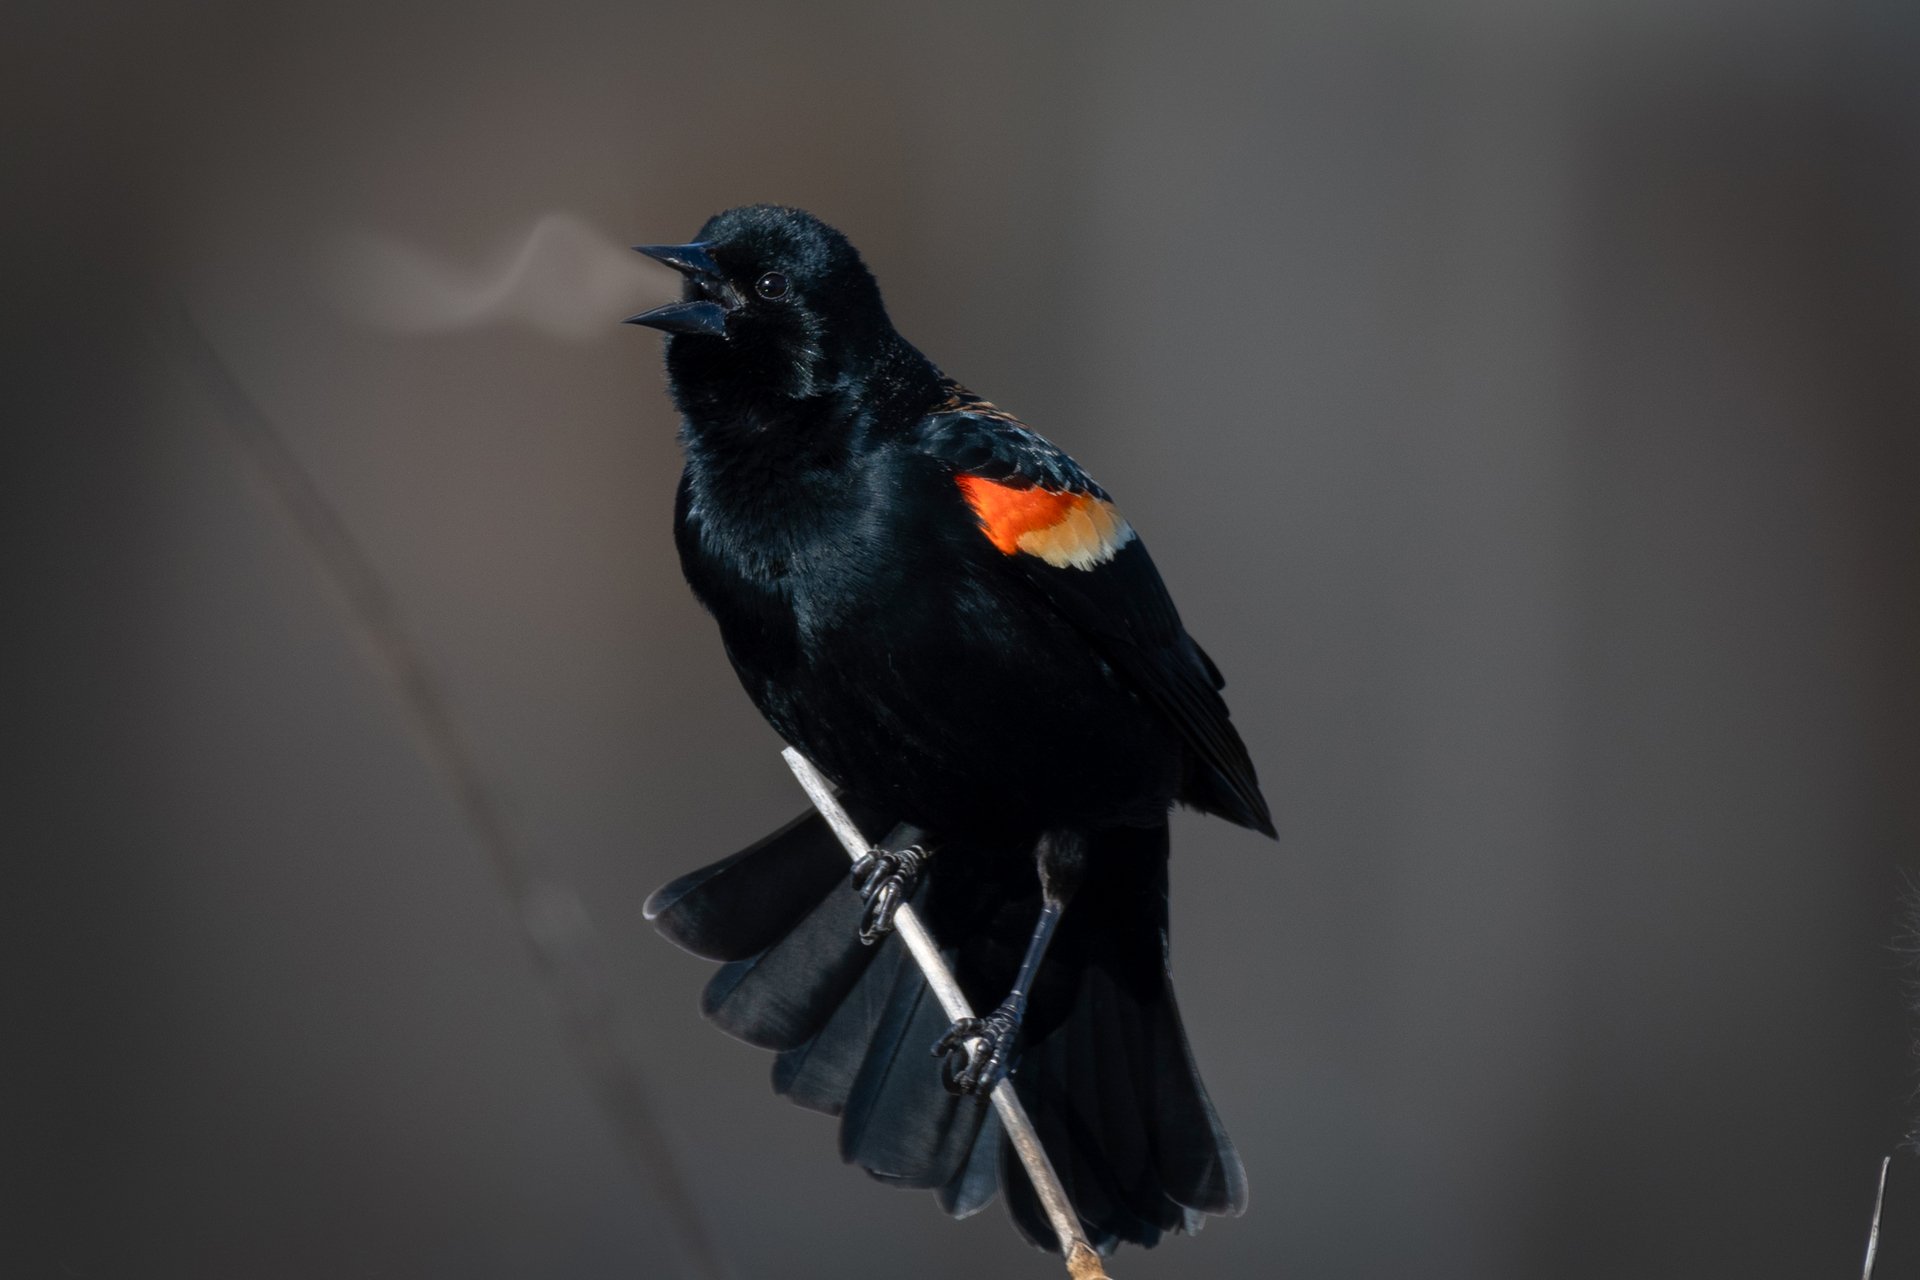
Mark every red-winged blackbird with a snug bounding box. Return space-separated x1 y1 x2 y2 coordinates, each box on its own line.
632 205 1274 1255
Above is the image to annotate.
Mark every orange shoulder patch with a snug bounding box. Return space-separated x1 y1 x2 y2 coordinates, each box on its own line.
955 475 1134 570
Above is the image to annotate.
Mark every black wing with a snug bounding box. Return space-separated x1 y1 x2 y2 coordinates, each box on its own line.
917 400 1275 837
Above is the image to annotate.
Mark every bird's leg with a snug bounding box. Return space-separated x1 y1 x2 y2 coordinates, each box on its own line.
850 823 933 945
934 829 1086 1095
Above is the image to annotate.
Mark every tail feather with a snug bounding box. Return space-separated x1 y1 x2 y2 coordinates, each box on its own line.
649 813 1244 1255
699 883 876 1050
1132 961 1247 1215
645 801 892 961
1084 962 1171 1226
773 939 906 1114
839 956 992 1186
1018 1006 1136 1252
1064 964 1168 1246
995 822 1245 1251
936 1108 1002 1218
997 940 1239 1252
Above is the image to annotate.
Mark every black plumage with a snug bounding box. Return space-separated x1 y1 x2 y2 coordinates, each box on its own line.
633 205 1272 1255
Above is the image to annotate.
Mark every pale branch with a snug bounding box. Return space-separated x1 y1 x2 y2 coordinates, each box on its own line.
781 748 1113 1280
164 306 729 1280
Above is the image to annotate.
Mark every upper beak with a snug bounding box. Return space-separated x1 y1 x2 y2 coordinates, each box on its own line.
632 242 724 279
624 242 732 336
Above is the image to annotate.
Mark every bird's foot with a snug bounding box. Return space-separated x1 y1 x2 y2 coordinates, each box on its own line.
850 842 930 945
933 996 1025 1095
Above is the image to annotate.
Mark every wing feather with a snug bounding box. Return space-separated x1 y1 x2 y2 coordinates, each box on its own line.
915 394 1275 837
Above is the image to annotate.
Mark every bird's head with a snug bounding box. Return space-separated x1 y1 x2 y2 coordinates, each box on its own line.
626 205 898 408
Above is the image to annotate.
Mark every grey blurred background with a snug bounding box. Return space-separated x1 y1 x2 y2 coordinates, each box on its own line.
7 2 1918 1277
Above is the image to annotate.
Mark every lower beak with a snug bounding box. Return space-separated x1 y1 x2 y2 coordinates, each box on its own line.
623 299 730 336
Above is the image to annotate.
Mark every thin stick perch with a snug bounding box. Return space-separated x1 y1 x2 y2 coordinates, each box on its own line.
782 747 1112 1280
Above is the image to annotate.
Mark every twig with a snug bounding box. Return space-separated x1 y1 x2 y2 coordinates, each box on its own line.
1863 1155 1890 1280
782 748 1113 1280
162 306 730 1280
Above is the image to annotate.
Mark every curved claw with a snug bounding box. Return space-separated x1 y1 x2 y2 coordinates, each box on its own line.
851 844 929 945
860 880 901 943
932 1000 1023 1095
933 1017 985 1060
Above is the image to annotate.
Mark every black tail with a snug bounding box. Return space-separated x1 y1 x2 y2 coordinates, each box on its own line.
647 812 1246 1253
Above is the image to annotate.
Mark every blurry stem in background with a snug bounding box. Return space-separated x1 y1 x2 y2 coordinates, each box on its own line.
160 305 731 1280
1863 1155 1889 1280
782 748 1114 1280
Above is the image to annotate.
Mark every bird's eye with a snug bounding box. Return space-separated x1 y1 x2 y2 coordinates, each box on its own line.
755 271 790 300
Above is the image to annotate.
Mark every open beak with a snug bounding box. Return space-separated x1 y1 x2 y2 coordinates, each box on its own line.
624 242 732 336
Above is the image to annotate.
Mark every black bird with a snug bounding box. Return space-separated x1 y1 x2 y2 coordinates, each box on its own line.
632 205 1274 1255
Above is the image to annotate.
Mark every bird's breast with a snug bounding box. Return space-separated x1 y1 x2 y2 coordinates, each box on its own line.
677 458 933 649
